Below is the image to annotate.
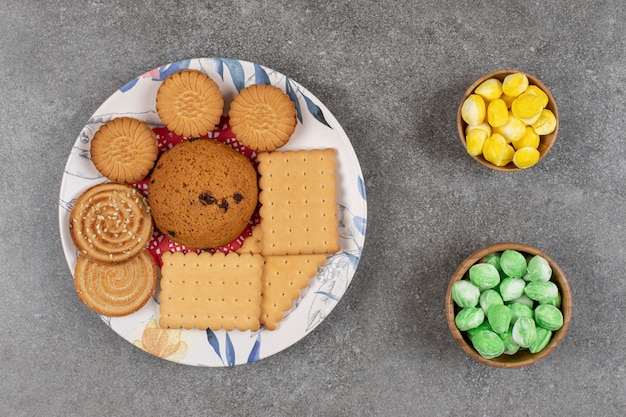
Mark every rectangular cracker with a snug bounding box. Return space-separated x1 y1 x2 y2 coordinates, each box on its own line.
257 149 340 256
159 251 264 332
260 254 328 330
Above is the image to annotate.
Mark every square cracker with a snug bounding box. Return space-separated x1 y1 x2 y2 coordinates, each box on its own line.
257 149 340 256
260 254 328 330
159 251 263 332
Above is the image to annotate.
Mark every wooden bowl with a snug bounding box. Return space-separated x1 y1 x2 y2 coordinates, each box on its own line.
457 70 559 172
445 242 572 368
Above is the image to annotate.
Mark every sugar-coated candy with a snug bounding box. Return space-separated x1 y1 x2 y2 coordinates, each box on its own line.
544 292 562 308
526 255 552 282
471 330 505 359
493 113 526 142
469 263 501 290
508 302 535 324
512 146 540 169
512 316 536 348
500 250 527 278
499 277 526 301
508 294 535 309
480 252 502 273
465 129 488 156
534 304 564 331
532 109 557 135
502 72 529 97
487 98 509 127
512 127 540 151
474 78 503 101
511 93 543 125
455 307 485 331
461 94 486 126
467 321 492 341
499 329 520 355
524 281 559 304
529 326 552 354
524 85 549 108
482 134 515 167
451 280 480 308
466 122 492 137
479 289 503 314
487 304 512 334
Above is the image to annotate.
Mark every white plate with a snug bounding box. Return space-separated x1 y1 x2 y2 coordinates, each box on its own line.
58 58 367 366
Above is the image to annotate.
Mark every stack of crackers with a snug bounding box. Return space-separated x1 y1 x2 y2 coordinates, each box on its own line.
159 149 340 331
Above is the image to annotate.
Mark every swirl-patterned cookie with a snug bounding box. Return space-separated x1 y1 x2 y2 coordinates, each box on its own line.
228 84 297 151
69 183 153 263
74 249 157 316
90 117 158 183
156 70 224 138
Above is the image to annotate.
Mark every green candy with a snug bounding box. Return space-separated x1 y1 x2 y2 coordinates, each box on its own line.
525 255 552 282
534 304 564 331
509 302 534 324
524 281 559 304
507 294 535 309
469 263 501 290
467 321 492 341
479 289 503 314
481 252 503 274
500 250 527 278
455 307 485 331
530 327 553 353
499 277 526 301
451 280 480 307
499 328 520 355
512 316 536 348
544 292 562 308
487 304 512 334
471 330 505 359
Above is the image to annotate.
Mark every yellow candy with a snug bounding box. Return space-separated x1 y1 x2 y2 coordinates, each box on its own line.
493 112 526 142
501 93 516 108
502 72 529 97
461 94 486 126
532 109 557 135
487 99 509 127
513 146 541 169
466 129 488 156
523 85 549 108
466 122 492 137
483 134 515 167
475 78 503 102
513 127 540 150
511 93 543 125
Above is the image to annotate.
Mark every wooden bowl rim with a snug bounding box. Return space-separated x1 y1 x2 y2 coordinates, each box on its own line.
457 70 559 172
445 242 572 368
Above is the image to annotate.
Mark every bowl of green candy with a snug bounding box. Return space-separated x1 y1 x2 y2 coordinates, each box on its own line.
445 243 572 368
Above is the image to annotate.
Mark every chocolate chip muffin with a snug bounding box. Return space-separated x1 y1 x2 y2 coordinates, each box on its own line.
148 139 258 250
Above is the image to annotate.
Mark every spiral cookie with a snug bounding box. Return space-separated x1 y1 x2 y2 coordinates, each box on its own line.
74 249 157 316
228 84 297 151
69 183 153 263
156 69 224 138
90 117 158 183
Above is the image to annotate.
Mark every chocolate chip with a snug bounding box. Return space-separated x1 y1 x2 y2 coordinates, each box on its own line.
167 230 176 237
188 137 201 142
156 163 163 169
219 199 229 212
199 192 216 205
233 193 244 203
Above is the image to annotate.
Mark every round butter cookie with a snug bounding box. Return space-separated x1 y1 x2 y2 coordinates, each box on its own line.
70 182 153 263
228 84 297 151
156 70 224 138
74 249 157 316
148 138 258 250
90 117 158 183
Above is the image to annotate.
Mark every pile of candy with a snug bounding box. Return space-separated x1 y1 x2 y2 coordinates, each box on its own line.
451 250 564 359
461 72 557 169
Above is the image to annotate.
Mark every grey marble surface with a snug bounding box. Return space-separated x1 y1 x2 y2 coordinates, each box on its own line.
1 0 625 416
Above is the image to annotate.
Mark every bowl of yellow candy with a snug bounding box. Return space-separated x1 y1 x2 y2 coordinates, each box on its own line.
445 243 572 368
458 70 558 171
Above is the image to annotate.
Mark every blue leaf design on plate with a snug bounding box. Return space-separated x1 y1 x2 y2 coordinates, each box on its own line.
343 251 360 270
254 64 271 85
158 60 191 80
303 94 331 129
247 333 262 363
119 78 139 93
357 176 366 200
216 58 224 80
353 216 367 236
206 329 224 365
314 290 341 301
222 58 245 92
285 78 303 123
225 333 236 366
